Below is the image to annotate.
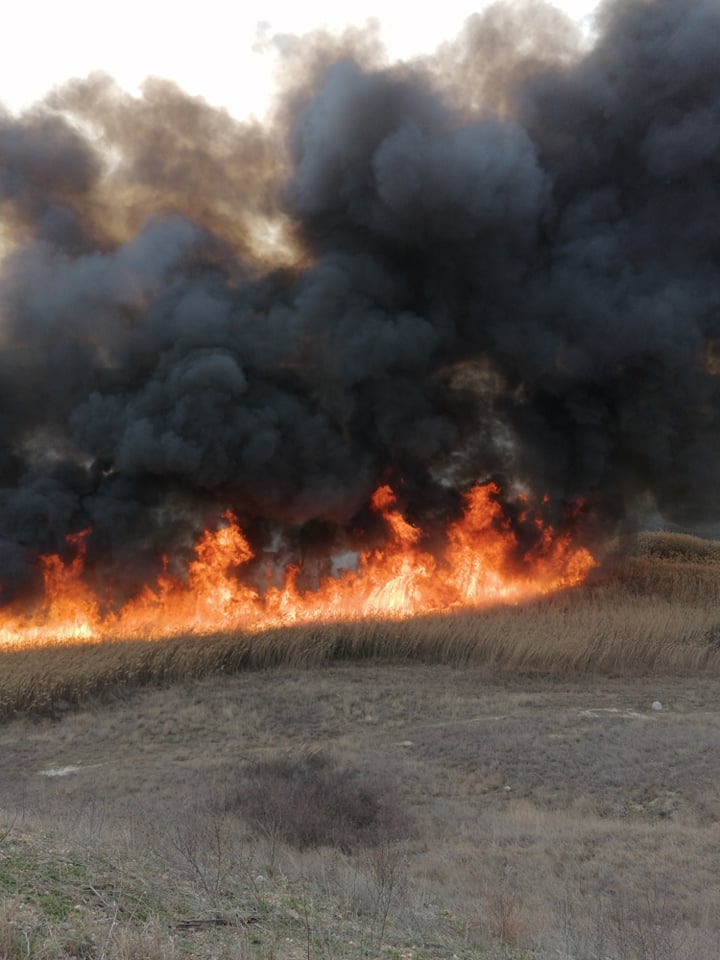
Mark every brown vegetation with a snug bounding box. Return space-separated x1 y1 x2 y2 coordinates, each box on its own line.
231 752 410 852
1 532 720 958
2 531 720 721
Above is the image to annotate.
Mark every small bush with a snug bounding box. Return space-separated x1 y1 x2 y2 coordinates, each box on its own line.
230 752 408 851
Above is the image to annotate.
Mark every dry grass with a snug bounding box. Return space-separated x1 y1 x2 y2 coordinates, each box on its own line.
2 664 720 958
1 531 720 957
633 530 720 564
2 530 720 720
3 659 720 958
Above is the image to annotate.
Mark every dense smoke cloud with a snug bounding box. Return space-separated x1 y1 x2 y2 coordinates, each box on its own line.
0 0 718 602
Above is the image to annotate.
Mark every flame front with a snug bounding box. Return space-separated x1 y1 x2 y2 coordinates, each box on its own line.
0 483 595 647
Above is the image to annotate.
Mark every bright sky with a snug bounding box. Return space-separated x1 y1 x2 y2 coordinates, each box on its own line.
2 0 599 120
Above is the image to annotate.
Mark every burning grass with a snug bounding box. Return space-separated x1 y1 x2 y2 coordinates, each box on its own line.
1 530 720 720
0 482 596 648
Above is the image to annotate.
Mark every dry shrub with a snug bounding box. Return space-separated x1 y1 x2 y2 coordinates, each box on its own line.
160 799 240 902
553 884 720 960
231 752 408 852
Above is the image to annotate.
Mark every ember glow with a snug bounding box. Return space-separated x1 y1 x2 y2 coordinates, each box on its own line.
0 484 594 647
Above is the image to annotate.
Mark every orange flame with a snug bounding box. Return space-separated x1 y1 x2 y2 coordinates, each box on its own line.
0 483 595 647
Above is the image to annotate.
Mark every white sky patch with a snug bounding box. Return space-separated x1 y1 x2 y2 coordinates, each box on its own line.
2 0 600 120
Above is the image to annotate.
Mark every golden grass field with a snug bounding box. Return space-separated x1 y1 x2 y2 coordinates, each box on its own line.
1 531 720 958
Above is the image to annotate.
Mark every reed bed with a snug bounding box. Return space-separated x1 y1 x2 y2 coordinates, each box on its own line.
2 530 719 719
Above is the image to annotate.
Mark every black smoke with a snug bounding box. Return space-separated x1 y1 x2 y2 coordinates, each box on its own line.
0 0 718 603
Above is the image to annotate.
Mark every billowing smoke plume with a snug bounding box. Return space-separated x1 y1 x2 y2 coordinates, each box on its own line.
0 0 718 602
